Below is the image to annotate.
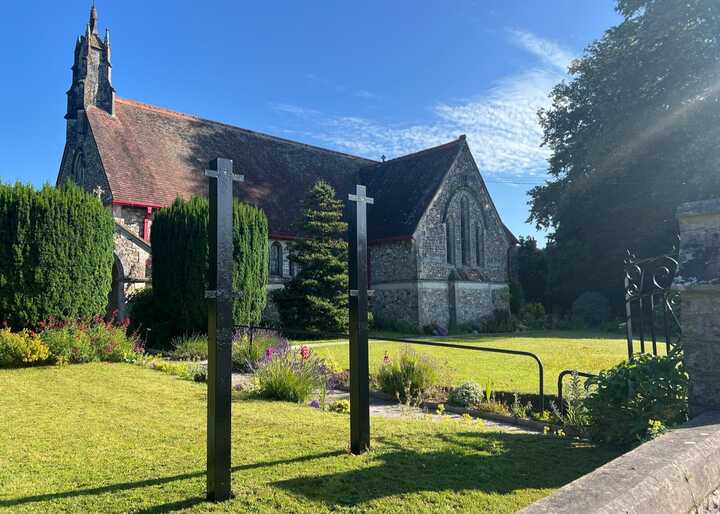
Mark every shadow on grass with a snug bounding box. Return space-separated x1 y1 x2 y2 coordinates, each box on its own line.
0 450 343 510
274 432 618 508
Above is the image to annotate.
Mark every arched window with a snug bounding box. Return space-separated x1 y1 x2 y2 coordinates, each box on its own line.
460 196 470 265
72 151 85 185
475 224 484 267
270 242 283 277
446 220 455 264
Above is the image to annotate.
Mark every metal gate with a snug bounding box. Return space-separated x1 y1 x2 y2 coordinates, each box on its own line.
623 246 682 361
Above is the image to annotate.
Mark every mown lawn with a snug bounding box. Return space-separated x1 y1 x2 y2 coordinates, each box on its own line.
0 363 619 513
309 331 664 395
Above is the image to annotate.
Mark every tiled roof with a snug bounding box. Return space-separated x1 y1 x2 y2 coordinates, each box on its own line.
360 139 465 240
87 98 514 243
87 98 374 235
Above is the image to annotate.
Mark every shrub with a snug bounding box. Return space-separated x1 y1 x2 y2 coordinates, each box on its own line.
329 399 350 414
585 354 688 447
572 291 609 328
0 329 49 367
0 183 114 330
449 382 484 407
151 196 269 336
253 341 331 403
126 288 170 350
520 303 547 330
551 370 590 436
41 324 95 364
481 309 517 333
232 329 285 372
377 347 441 404
171 334 208 361
39 319 140 365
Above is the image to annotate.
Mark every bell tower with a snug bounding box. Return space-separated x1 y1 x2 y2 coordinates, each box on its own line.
65 3 114 123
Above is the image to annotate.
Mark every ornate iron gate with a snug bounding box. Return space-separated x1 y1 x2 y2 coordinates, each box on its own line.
623 246 682 361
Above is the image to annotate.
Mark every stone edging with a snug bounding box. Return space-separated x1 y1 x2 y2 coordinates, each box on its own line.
519 410 720 514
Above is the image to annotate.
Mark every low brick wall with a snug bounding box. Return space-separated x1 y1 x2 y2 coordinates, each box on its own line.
520 411 720 514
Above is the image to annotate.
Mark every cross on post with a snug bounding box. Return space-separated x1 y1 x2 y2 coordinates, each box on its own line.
204 157 243 502
348 184 374 454
92 185 104 200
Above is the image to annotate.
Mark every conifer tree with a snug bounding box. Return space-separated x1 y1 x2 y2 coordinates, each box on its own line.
274 180 348 334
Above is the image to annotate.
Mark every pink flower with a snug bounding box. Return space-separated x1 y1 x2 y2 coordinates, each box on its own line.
300 345 311 360
265 347 275 360
383 352 391 365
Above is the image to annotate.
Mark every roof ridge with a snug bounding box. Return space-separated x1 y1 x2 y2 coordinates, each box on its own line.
372 137 464 167
114 97 378 164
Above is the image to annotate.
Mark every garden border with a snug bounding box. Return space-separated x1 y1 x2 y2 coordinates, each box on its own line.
519 410 720 514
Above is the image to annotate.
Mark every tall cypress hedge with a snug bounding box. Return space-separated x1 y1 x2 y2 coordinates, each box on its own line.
150 197 268 335
0 182 115 330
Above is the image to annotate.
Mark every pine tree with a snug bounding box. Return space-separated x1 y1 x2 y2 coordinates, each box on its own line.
274 180 348 334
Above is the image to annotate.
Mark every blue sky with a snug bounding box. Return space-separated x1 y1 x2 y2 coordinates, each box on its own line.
0 1 620 241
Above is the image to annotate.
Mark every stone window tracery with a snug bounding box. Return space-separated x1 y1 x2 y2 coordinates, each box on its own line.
72 151 85 185
460 196 470 265
446 221 455 264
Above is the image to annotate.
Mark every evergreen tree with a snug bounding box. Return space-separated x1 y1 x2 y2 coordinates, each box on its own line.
151 196 268 338
274 180 348 334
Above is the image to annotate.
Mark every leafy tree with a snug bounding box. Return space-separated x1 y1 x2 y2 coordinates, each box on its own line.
515 236 548 307
530 0 720 312
274 180 348 334
150 197 268 339
0 182 114 330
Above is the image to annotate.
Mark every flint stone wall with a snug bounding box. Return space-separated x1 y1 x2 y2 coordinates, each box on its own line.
675 198 720 416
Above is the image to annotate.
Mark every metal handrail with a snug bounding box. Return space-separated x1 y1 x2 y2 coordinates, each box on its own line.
235 325 547 413
556 369 596 416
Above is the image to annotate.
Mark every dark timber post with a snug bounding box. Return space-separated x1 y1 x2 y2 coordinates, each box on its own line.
348 184 373 454
205 157 243 502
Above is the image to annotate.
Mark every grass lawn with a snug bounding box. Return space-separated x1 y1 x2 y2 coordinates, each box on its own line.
0 363 620 513
308 331 665 395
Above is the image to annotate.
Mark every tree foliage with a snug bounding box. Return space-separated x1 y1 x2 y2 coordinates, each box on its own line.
530 0 720 311
274 180 348 334
515 236 548 307
0 182 114 330
150 197 268 337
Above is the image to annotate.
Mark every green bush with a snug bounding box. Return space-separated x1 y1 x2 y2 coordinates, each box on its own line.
572 291 610 328
448 382 484 407
0 329 49 367
253 342 330 403
151 196 268 337
585 354 688 447
40 319 139 365
482 309 517 333
329 399 350 414
0 183 114 330
171 334 208 361
520 303 547 330
126 288 171 350
377 347 441 404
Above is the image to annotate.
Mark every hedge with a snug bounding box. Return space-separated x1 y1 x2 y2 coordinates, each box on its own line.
150 196 268 336
0 182 114 330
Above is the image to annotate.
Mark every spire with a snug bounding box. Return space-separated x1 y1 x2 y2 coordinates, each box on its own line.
89 2 98 33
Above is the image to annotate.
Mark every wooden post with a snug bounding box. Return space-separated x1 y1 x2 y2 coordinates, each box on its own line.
348 184 373 454
205 157 243 501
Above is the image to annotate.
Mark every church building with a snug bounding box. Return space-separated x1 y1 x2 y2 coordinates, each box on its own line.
57 7 517 331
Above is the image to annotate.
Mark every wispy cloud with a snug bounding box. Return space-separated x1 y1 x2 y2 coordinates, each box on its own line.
273 30 576 178
304 73 378 101
508 28 574 72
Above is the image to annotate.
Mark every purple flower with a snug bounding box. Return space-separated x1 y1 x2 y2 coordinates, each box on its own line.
265 346 275 360
309 400 321 409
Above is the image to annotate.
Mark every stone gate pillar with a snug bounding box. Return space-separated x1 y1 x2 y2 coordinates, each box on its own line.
675 199 720 417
